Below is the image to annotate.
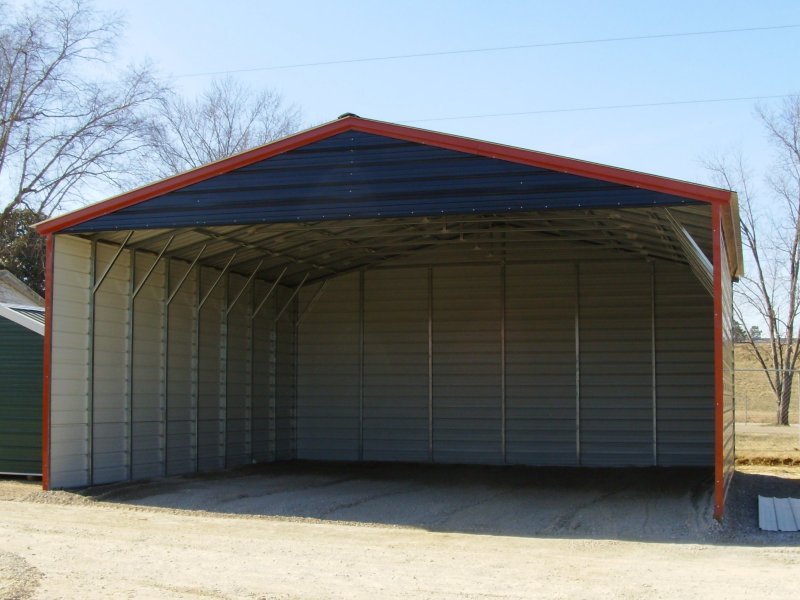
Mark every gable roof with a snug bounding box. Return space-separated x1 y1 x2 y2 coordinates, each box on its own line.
35 115 733 237
0 303 44 335
0 270 44 307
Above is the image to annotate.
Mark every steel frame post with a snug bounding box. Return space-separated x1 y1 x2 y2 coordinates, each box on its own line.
220 273 228 468
575 263 581 465
87 239 97 485
501 262 507 463
427 266 433 462
193 267 201 473
161 257 170 476
246 281 254 463
126 249 135 480
651 261 658 466
359 270 365 461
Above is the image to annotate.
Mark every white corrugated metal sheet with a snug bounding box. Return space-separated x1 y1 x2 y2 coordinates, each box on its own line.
759 496 800 531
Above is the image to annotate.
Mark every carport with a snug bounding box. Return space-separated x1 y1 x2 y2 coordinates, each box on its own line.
35 115 741 517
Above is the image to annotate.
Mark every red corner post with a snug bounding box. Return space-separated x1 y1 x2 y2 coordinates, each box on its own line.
42 234 54 490
712 204 725 519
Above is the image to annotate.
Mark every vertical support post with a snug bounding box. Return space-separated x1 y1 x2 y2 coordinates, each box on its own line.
359 270 365 461
162 258 170 476
220 273 228 468
575 263 581 465
712 203 725 520
247 280 254 463
292 296 299 459
42 235 55 490
192 267 201 472
268 292 277 459
427 266 434 462
126 249 135 480
651 261 658 466
501 261 507 463
87 239 97 486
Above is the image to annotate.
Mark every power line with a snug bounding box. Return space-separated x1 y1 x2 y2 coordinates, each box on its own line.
174 24 800 79
399 94 796 123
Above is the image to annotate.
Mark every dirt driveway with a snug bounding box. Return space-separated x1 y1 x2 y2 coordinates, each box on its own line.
1 463 799 599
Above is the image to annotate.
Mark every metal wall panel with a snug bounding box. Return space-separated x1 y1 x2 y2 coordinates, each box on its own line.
363 268 429 462
654 262 714 465
0 318 42 475
505 264 577 465
274 285 296 460
225 273 251 467
166 261 197 475
131 252 165 479
296 274 360 460
49 235 92 488
251 279 276 461
197 266 225 471
432 265 502 464
579 262 653 466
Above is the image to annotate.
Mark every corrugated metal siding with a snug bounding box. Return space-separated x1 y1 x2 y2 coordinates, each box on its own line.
655 262 714 465
131 252 165 479
49 235 91 488
505 264 577 465
92 243 131 484
197 266 225 471
296 274 360 460
225 273 251 467
579 262 653 466
166 260 196 475
363 268 429 462
64 132 700 233
292 251 715 469
720 233 735 482
0 318 42 474
251 279 276 462
274 285 296 460
432 265 502 464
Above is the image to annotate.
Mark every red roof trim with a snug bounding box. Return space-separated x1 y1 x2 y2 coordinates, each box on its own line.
35 116 732 235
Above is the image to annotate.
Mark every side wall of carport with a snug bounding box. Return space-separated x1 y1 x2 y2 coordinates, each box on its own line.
46 234 297 489
295 245 715 467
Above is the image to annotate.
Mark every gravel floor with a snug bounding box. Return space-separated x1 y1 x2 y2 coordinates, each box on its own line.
1 463 798 599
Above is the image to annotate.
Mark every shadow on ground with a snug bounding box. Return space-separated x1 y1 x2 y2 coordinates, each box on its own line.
46 461 795 545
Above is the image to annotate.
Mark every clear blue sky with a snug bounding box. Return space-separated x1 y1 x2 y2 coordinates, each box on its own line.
99 0 800 186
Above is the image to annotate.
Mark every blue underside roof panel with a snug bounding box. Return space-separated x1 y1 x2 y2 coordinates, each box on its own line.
66 131 700 232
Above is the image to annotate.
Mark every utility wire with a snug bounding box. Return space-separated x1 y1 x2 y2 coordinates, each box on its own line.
400 94 796 123
174 24 799 79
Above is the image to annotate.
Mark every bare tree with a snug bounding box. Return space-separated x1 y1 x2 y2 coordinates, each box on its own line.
145 76 302 177
707 95 800 425
0 0 165 227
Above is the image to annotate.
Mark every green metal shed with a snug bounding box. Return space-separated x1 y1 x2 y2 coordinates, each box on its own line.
0 275 44 475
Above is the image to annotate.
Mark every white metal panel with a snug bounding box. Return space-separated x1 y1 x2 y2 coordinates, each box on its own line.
131 252 166 479
92 242 131 484
655 261 714 465
49 235 91 488
296 274 360 460
166 261 196 474
363 267 429 462
251 279 276 461
579 262 653 467
197 266 225 471
432 265 502 464
225 273 251 467
505 263 577 465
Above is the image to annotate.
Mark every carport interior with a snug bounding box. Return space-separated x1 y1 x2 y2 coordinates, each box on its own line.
50 204 716 486
41 118 735 496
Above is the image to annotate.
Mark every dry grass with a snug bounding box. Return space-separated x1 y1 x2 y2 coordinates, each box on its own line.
734 342 799 425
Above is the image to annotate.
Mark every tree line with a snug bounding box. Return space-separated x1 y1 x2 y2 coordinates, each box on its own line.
0 0 300 295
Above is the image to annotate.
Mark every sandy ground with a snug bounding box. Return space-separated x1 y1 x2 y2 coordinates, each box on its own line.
1 462 799 600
